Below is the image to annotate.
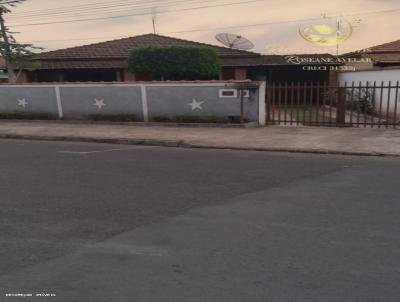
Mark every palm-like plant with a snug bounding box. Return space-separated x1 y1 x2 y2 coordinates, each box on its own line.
0 0 41 83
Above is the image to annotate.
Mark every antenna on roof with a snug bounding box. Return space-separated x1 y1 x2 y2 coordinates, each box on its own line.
215 33 254 50
151 8 158 34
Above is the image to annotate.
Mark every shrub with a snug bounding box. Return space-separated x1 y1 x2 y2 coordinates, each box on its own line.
127 45 220 80
0 111 58 120
87 114 139 122
151 116 246 124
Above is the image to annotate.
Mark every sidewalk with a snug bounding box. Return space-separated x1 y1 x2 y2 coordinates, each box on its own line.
0 121 399 156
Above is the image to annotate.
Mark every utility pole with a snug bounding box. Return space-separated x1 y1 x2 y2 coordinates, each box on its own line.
0 6 17 83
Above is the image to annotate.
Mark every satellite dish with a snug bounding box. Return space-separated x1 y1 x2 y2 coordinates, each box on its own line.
215 33 254 50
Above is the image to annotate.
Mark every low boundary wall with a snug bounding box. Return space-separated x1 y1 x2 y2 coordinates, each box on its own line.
0 82 266 125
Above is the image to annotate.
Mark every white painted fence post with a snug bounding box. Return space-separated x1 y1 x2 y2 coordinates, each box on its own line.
141 84 149 122
55 86 63 119
258 81 266 126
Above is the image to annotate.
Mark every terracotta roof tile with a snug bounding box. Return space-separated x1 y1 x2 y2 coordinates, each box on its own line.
343 39 400 63
34 34 340 70
220 55 286 66
367 39 400 53
367 53 400 63
36 54 338 70
38 60 126 69
37 33 259 60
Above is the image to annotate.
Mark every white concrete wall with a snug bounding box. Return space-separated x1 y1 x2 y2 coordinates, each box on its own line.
338 69 400 85
0 82 266 125
338 69 400 118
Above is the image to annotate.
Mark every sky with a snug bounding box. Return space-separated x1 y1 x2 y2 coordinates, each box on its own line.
4 0 400 55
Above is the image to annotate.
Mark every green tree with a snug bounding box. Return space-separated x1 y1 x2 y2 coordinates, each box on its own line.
0 0 40 83
127 45 220 81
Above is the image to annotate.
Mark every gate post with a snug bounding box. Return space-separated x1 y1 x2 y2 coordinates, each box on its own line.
336 86 346 125
259 81 266 126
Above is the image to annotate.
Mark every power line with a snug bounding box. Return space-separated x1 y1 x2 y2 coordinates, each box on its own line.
166 7 400 34
8 0 227 22
6 0 399 27
24 35 133 44
8 0 214 19
9 1 399 19
11 0 165 15
22 6 400 44
9 0 220 21
8 0 265 27
26 18 321 44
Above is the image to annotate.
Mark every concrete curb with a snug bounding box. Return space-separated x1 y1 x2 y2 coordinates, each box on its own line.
0 133 399 158
0 119 260 128
0 134 184 148
181 144 399 157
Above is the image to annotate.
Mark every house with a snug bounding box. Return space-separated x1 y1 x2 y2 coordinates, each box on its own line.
342 39 400 70
16 34 335 84
23 34 258 83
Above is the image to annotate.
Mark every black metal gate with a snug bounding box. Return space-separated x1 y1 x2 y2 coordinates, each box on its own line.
266 82 400 128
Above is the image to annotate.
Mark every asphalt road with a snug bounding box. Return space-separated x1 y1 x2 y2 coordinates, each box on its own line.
0 139 399 302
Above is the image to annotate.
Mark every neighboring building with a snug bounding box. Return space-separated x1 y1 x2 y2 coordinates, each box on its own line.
227 53 337 84
0 72 7 81
0 58 7 83
338 68 400 119
16 34 335 83
343 39 400 70
338 68 400 85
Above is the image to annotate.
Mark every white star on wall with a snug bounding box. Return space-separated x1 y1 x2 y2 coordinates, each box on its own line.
188 99 204 111
17 98 28 108
93 99 106 109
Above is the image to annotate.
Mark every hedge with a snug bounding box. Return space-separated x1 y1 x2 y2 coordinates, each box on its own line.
126 45 220 80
